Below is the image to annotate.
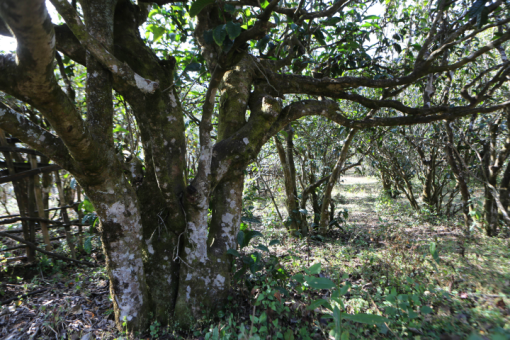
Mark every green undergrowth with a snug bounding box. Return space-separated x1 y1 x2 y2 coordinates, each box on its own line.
187 189 510 339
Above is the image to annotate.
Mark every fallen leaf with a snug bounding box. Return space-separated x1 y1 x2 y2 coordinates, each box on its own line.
496 299 506 309
274 290 281 302
70 305 83 315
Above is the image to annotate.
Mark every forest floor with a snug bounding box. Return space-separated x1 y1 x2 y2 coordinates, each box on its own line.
1 174 509 339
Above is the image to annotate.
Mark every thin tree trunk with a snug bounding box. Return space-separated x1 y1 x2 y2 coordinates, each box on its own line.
29 155 52 251
444 121 473 231
274 127 306 235
319 129 357 233
54 171 76 259
0 129 34 261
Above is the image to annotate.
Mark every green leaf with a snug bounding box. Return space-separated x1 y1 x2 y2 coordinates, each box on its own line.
314 30 326 46
333 306 342 339
340 313 389 325
241 216 262 223
420 305 433 314
284 328 294 340
243 230 263 247
150 26 166 42
226 21 242 40
260 0 270 9
184 62 201 72
363 15 380 20
339 282 350 296
254 244 269 252
84 237 93 254
269 239 280 246
224 4 236 14
393 43 402 54
256 35 270 52
467 0 486 19
203 29 214 44
292 273 305 285
213 24 227 46
237 230 245 248
305 263 321 275
307 298 332 311
305 276 336 290
476 7 489 28
226 248 240 257
189 0 215 17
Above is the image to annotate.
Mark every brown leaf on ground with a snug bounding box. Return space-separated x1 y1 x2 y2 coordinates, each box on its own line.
496 299 507 309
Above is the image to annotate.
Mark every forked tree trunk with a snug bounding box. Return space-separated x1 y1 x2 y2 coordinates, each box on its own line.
319 129 357 233
275 125 307 235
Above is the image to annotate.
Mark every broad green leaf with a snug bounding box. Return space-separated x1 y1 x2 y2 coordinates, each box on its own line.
314 30 326 46
150 26 166 42
467 0 486 19
243 230 263 247
420 305 433 314
339 282 350 295
305 263 321 275
84 237 93 254
269 239 280 246
213 24 227 46
148 9 161 18
254 244 269 252
333 306 342 340
203 29 214 44
341 313 389 325
241 216 262 223
189 0 215 17
237 230 245 248
226 248 240 257
307 298 332 310
184 62 201 72
224 3 236 14
292 273 305 284
305 276 336 289
226 21 242 40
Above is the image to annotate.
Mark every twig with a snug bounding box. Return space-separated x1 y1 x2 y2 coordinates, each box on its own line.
0 232 97 267
0 288 47 305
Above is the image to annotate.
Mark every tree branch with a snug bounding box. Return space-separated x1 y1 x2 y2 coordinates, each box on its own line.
0 232 97 267
50 0 159 94
0 103 73 169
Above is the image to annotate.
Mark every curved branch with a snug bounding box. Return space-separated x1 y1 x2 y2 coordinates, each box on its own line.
0 1 95 170
267 99 510 134
258 29 510 96
0 0 55 87
0 102 73 169
50 0 159 94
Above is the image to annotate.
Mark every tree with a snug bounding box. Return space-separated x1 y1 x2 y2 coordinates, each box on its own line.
0 0 509 331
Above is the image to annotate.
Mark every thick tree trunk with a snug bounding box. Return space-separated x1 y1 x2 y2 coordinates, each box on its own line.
82 170 150 331
173 54 252 325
